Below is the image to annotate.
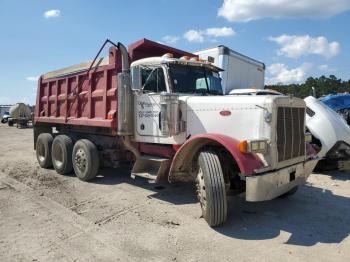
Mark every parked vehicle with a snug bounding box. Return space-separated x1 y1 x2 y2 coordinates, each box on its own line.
8 103 31 128
305 96 350 170
229 89 350 171
194 46 265 94
319 93 350 125
1 111 10 123
34 38 317 227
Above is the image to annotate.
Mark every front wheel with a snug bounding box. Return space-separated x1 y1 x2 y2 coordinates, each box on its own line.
196 150 227 227
72 139 100 181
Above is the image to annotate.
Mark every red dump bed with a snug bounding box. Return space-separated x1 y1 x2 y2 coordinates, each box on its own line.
34 38 194 130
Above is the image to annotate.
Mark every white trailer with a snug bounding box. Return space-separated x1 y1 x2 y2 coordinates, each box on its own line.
194 46 265 94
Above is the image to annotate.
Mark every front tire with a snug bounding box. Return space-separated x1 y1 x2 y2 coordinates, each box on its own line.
52 135 73 174
196 150 227 227
72 139 100 181
36 133 53 168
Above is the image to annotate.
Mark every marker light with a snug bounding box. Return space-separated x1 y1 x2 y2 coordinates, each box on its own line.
162 53 174 58
189 57 200 61
180 56 190 60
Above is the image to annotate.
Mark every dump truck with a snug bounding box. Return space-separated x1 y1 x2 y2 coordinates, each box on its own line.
34 39 318 226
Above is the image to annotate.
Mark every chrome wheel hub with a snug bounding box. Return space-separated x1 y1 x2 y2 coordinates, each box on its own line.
196 168 207 212
75 149 87 173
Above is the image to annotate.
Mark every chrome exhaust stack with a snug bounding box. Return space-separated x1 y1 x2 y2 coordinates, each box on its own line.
116 42 140 158
117 42 133 136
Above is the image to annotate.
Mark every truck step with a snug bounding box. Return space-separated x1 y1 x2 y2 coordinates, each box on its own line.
131 155 171 182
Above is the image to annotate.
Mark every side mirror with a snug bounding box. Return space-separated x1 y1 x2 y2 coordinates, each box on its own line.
131 66 142 90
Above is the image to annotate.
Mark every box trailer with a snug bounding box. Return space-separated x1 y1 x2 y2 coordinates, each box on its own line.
194 46 265 94
34 38 317 227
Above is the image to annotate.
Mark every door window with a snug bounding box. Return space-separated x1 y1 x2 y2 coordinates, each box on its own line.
141 67 167 93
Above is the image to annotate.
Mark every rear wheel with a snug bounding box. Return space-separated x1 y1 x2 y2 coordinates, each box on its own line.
8 119 13 126
72 139 100 181
36 133 53 168
52 135 73 174
196 150 227 227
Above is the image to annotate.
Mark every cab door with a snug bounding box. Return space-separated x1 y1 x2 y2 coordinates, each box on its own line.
135 66 168 138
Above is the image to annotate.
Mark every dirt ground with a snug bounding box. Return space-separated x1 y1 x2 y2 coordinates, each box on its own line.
0 124 350 262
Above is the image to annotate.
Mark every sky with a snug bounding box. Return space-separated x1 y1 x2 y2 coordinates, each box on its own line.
0 0 350 105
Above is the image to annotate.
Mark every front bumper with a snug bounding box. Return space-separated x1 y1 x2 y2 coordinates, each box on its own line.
245 157 319 202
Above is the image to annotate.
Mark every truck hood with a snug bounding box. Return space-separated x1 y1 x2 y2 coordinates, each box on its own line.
304 96 350 158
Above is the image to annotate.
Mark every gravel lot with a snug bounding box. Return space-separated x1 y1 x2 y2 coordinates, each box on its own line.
1 124 350 261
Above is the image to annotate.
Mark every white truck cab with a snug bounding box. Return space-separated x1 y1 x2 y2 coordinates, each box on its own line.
125 53 318 226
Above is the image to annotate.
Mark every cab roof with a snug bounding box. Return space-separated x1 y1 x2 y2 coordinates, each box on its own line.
130 56 224 72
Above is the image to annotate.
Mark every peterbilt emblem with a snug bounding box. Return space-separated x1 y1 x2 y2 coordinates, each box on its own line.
220 110 231 116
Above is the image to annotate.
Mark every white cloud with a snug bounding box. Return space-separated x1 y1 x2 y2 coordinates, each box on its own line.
318 64 337 72
26 76 39 82
267 63 311 84
269 34 340 59
44 9 60 19
205 27 235 37
218 0 350 22
162 35 180 44
183 26 235 43
184 30 205 43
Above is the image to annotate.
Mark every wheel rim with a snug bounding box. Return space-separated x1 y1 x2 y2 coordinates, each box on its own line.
37 142 46 162
196 167 207 213
75 148 87 173
53 143 63 168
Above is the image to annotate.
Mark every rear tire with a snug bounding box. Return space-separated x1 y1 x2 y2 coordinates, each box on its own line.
196 150 227 227
72 139 100 181
36 133 53 168
8 119 13 126
52 135 73 174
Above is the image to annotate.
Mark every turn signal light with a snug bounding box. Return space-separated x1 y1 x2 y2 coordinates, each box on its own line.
238 140 248 153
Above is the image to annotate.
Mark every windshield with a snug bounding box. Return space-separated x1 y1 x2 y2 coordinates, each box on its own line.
168 64 223 95
320 95 350 110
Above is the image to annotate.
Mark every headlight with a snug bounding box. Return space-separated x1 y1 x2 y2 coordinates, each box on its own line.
238 139 268 154
305 133 312 143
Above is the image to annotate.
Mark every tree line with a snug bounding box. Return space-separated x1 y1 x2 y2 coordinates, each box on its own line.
265 75 350 98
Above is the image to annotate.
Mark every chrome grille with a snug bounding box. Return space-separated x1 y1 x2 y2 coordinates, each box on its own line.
277 107 305 162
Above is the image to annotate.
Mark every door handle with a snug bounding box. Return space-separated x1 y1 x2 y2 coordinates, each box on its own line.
158 112 161 129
